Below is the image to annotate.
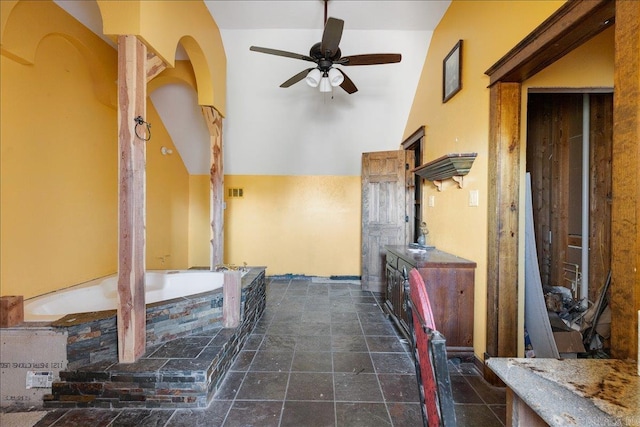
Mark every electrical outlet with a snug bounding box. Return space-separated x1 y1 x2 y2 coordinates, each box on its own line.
428 195 435 207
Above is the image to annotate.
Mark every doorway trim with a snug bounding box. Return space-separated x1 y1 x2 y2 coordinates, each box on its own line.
482 0 639 377
401 126 425 243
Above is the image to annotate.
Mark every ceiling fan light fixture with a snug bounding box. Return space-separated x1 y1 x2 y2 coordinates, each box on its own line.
319 76 332 93
305 68 322 87
327 68 344 87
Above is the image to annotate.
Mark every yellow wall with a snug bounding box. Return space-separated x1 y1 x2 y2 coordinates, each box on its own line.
145 103 191 270
224 175 361 276
1 1 119 298
404 0 615 360
0 0 212 298
404 0 565 360
189 175 211 267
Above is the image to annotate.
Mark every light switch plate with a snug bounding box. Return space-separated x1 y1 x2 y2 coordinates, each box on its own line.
469 190 479 207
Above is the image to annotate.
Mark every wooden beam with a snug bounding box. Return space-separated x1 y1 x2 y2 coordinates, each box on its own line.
201 106 224 268
223 270 241 328
117 35 147 363
485 0 615 86
611 0 640 360
146 51 166 83
486 82 521 378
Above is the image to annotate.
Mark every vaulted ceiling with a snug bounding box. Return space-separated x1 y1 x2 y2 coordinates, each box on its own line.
54 0 450 175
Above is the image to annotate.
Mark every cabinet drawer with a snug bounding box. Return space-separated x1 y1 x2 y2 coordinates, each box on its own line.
398 258 415 276
386 252 398 269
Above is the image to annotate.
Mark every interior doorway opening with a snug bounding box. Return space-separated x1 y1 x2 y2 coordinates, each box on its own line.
526 90 612 307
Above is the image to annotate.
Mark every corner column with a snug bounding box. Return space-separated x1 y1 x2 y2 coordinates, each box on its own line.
117 35 147 363
202 106 224 268
485 82 521 382
611 0 640 360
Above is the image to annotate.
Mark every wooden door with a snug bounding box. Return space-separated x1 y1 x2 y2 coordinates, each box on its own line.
361 150 414 293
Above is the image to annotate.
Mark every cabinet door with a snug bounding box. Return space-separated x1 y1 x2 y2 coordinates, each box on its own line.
421 267 474 350
385 264 397 314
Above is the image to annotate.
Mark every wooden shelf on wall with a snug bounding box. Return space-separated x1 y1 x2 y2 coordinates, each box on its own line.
412 152 477 191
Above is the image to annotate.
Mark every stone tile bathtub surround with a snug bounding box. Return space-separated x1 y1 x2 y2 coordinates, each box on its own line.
42 269 266 409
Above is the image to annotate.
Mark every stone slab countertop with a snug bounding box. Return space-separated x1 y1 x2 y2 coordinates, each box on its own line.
487 358 640 426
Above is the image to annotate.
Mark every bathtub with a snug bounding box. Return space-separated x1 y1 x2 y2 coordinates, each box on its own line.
23 270 231 322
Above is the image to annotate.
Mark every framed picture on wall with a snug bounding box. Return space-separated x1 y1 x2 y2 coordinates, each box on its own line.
443 40 463 103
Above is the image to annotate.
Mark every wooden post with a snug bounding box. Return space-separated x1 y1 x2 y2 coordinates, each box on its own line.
0 296 24 327
201 106 224 268
223 270 241 328
117 35 147 363
611 0 640 361
485 82 521 382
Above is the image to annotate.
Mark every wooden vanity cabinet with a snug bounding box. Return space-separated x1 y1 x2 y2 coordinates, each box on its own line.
384 245 476 357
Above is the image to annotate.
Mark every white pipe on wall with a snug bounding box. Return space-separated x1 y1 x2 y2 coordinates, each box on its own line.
581 94 590 307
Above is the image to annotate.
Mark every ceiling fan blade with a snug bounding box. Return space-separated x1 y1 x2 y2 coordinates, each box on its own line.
337 69 358 94
280 68 314 88
320 17 344 58
250 46 315 63
338 54 402 66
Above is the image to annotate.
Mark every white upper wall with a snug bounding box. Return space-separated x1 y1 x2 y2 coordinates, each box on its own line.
221 27 433 175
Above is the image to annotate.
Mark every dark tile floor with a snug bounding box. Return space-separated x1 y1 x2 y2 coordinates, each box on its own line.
2 277 505 426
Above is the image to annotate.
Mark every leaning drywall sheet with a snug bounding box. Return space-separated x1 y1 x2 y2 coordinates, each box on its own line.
0 328 67 408
525 174 560 358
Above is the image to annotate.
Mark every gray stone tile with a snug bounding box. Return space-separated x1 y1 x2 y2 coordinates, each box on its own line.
298 322 331 336
331 335 368 352
213 371 245 400
360 321 398 336
386 402 423 426
332 352 374 374
371 352 415 374
249 350 294 372
286 372 334 401
295 335 332 352
334 373 383 402
377 373 420 403
46 409 120 426
335 402 391 426
230 350 256 372
236 372 289 400
223 401 282 427
291 351 333 372
365 336 408 353
281 401 335 427
455 403 504 427
465 375 506 404
331 322 364 336
260 334 297 351
451 375 484 404
167 401 231 426
110 409 174 427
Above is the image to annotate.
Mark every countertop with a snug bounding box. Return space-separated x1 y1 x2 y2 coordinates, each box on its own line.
385 245 476 268
487 357 640 426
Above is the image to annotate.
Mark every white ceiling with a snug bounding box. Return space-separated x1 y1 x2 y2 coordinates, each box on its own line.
54 0 450 175
204 1 449 31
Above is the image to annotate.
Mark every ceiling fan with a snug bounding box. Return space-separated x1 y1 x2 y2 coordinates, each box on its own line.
249 1 401 94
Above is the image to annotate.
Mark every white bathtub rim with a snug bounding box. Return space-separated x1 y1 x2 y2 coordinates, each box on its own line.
22 270 240 323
